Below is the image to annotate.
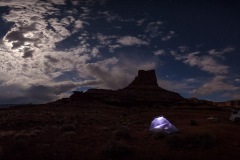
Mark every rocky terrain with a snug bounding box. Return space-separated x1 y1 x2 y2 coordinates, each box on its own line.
0 103 240 160
0 70 239 160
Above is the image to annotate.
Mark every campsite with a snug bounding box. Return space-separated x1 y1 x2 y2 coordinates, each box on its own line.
0 70 240 159
0 104 240 160
1 0 240 159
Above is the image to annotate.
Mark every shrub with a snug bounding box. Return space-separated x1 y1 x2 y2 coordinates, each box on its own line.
0 146 3 157
167 132 215 150
60 123 76 132
185 132 215 149
103 141 132 158
113 126 131 140
14 132 29 140
7 140 30 157
190 120 199 126
167 135 183 149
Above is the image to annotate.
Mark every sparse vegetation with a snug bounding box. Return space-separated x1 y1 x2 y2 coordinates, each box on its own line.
167 132 216 150
0 146 3 157
5 140 31 159
60 123 76 132
0 104 239 160
113 126 131 140
103 141 132 158
190 119 199 126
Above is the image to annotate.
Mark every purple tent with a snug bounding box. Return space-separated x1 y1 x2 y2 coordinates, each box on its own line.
149 116 178 134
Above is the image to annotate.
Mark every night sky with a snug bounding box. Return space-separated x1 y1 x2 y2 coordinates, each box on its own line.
0 0 240 104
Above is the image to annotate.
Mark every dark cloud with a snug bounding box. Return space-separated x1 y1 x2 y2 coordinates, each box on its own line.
5 27 38 50
86 64 131 89
22 48 34 58
18 23 38 32
5 30 25 49
44 55 59 63
25 85 56 103
0 84 27 104
24 80 103 103
0 79 102 104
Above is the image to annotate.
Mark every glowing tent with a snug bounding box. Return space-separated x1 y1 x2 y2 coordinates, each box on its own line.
149 116 178 134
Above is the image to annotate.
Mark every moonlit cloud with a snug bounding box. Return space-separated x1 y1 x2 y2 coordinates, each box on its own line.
154 49 165 56
171 51 229 75
178 46 190 53
161 31 175 41
221 91 240 100
97 11 120 22
186 78 196 82
109 44 121 52
1 0 139 103
136 18 146 26
117 36 149 46
144 21 163 38
191 76 238 96
208 47 235 59
0 0 38 6
235 79 240 82
0 0 239 103
96 33 117 46
0 72 10 83
158 79 194 94
170 47 236 99
86 57 157 89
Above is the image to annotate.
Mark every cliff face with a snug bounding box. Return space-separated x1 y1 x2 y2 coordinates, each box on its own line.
124 70 159 89
119 70 182 100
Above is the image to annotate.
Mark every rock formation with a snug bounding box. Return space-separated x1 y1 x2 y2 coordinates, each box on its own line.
68 69 184 106
124 70 159 89
119 70 183 101
49 69 216 107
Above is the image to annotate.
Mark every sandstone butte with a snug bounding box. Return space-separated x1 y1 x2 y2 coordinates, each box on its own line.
51 69 214 107
69 70 187 106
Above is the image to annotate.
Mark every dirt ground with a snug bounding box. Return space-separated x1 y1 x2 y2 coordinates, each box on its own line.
0 103 239 160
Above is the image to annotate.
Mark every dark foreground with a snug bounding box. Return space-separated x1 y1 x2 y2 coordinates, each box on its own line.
0 103 239 160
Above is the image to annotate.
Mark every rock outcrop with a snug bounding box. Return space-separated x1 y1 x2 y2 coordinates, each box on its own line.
124 70 159 89
68 69 184 106
119 70 182 101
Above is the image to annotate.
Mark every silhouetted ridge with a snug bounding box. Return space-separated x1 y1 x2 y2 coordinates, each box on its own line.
51 70 215 107
67 70 184 106
119 70 182 101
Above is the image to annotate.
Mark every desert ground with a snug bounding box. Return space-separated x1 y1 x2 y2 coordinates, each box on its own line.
0 103 239 160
